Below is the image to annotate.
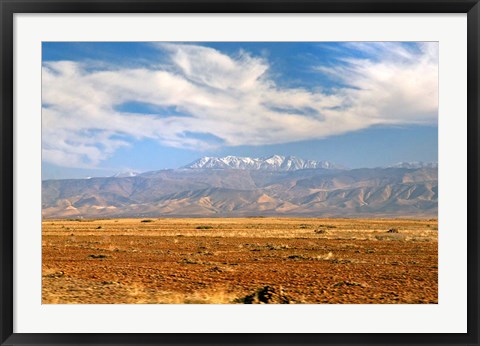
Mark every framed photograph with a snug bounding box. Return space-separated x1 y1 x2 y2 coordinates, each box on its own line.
1 0 479 345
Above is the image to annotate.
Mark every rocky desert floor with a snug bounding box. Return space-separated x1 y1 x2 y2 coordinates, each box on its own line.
42 217 438 304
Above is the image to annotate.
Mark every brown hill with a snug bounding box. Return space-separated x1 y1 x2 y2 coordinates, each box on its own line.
42 167 437 218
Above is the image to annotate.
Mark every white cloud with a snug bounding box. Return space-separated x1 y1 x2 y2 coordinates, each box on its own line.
42 42 438 168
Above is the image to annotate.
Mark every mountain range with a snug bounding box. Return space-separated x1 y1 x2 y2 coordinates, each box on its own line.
42 155 438 218
183 155 345 171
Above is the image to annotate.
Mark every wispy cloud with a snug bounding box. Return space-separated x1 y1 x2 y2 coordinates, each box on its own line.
42 42 438 168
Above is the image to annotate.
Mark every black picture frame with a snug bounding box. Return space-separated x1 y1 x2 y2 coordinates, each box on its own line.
1 1 479 345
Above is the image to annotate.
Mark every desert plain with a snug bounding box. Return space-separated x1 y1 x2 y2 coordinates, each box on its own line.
42 217 438 304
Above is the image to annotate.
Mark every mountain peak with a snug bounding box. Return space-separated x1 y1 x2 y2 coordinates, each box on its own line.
388 161 438 169
111 171 140 178
183 155 345 171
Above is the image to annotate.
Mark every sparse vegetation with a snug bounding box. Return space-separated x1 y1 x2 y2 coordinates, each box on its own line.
375 233 406 241
88 254 108 259
266 244 290 250
318 224 337 229
181 258 200 265
42 217 438 304
287 254 306 260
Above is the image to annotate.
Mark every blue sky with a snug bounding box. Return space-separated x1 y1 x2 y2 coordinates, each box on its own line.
42 42 438 179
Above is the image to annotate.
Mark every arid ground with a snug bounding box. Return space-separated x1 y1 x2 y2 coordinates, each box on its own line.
42 218 438 304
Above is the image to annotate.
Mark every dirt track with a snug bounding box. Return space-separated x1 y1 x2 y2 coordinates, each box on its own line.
42 218 438 304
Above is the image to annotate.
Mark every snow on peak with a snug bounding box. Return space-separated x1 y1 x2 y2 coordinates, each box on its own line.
388 161 438 169
183 155 345 171
111 171 140 178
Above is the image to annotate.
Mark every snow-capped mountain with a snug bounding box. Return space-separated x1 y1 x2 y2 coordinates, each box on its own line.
388 162 438 169
111 171 140 178
183 155 345 171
